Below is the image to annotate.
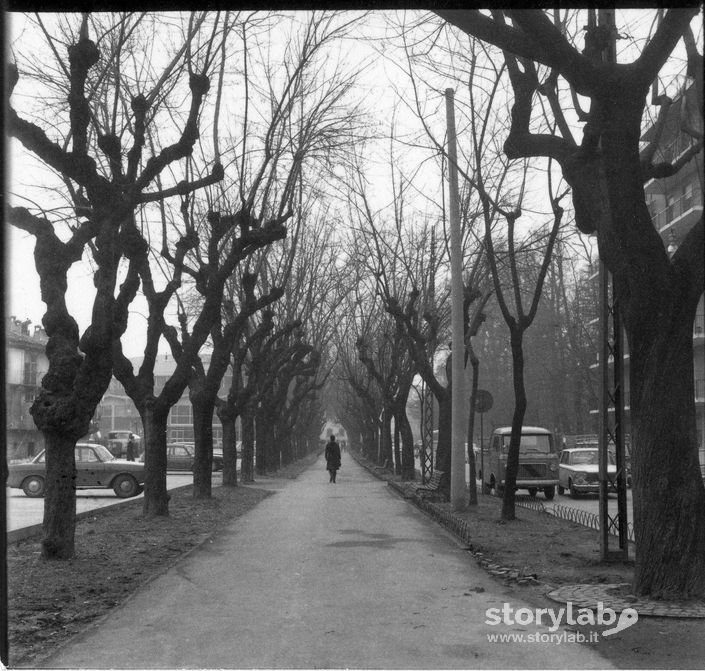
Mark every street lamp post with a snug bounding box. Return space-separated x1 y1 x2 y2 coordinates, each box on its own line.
446 88 468 512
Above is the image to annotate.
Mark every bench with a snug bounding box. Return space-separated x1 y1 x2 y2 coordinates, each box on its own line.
374 459 391 472
415 470 446 499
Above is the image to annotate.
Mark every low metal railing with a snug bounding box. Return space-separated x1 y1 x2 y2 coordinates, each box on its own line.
543 501 635 543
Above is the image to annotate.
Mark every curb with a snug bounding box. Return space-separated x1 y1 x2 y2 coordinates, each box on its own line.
7 495 154 545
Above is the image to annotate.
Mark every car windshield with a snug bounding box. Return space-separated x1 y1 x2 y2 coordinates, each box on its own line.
571 450 616 465
502 434 552 454
89 444 116 461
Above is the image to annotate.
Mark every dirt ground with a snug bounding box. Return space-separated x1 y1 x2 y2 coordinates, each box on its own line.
6 452 705 669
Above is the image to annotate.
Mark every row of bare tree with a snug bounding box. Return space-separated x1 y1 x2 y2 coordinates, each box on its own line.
327 8 704 600
7 11 363 559
7 9 704 601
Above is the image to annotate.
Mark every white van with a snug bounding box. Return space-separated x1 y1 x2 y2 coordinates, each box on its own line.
483 426 558 500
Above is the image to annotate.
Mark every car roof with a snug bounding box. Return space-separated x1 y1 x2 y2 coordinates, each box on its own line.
563 447 600 452
493 426 552 435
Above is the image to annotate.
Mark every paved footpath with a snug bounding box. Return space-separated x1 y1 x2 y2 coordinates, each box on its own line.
39 455 614 669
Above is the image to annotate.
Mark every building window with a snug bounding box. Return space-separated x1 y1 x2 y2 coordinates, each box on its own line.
666 194 676 221
23 355 37 386
682 182 693 210
170 429 185 442
169 404 192 425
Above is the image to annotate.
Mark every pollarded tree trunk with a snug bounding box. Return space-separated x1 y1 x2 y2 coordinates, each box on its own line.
256 408 277 474
595 93 705 597
217 405 238 487
241 408 255 482
41 434 78 560
434 388 452 482
630 284 705 597
280 429 294 466
380 407 393 466
192 392 215 499
395 406 416 481
141 402 171 517
501 328 528 521
466 349 480 505
29 228 121 559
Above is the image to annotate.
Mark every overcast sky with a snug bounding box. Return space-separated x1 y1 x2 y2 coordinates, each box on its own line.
6 9 699 357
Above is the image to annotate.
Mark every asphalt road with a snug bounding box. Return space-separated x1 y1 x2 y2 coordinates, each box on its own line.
5 472 197 532
39 455 614 669
450 460 635 525
545 489 634 525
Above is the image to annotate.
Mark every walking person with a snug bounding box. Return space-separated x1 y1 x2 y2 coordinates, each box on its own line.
325 435 341 483
126 435 136 461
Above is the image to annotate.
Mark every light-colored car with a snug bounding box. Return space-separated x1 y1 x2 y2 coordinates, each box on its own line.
558 447 617 497
7 443 145 498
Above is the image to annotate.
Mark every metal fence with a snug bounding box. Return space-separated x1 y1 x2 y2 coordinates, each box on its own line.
411 491 635 547
514 498 636 544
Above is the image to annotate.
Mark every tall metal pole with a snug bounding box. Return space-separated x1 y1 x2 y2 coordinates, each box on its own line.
596 8 628 561
445 88 467 511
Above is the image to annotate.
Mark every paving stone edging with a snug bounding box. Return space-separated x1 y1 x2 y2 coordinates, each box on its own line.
547 583 705 618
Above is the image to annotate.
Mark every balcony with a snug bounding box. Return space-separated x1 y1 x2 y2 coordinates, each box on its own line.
653 190 703 234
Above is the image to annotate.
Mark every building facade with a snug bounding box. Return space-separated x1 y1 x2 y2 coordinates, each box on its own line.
643 82 704 474
95 354 231 447
6 317 49 460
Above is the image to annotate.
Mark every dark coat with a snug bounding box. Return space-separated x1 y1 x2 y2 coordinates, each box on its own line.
325 441 341 471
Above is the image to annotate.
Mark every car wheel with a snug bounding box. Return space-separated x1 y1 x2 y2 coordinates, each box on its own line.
528 487 538 497
112 474 140 498
569 480 579 498
22 475 45 498
558 485 565 495
543 486 555 501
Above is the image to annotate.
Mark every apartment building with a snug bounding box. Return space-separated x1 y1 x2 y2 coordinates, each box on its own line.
5 317 49 460
590 81 704 473
643 82 704 473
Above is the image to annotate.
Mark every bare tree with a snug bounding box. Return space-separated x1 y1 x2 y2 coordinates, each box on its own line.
436 8 705 598
7 13 224 556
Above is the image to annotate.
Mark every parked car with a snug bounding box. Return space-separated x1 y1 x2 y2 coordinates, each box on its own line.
483 426 558 500
106 430 141 459
154 443 224 472
558 447 617 497
7 443 145 498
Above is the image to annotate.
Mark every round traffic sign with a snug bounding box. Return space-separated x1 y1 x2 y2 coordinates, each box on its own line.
475 389 493 413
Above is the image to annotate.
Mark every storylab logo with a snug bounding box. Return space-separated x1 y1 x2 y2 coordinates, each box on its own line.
485 602 639 645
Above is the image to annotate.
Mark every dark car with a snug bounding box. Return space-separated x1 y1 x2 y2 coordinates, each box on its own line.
162 443 224 472
106 430 141 459
7 443 145 498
